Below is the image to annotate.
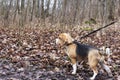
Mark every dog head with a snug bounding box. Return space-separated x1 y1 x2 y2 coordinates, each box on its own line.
56 33 74 46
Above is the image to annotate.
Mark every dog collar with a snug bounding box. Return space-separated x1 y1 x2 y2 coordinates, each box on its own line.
65 42 73 46
65 40 76 46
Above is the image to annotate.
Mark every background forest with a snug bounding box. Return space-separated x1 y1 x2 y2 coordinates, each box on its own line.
0 0 120 27
0 0 120 80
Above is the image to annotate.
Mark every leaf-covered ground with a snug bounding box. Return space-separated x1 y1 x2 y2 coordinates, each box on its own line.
0 26 120 80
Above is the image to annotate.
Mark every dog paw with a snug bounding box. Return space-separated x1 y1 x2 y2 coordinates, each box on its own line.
108 73 113 77
90 77 95 80
72 72 76 74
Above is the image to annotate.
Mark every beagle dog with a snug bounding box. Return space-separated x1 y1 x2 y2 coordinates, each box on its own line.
56 33 113 80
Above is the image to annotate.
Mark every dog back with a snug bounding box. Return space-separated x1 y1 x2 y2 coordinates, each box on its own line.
73 41 97 57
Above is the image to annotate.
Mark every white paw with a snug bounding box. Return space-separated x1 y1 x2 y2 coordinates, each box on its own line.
108 73 113 77
90 77 95 80
72 71 76 74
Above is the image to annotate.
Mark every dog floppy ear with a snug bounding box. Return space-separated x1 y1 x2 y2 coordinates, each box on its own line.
59 33 74 44
63 33 74 43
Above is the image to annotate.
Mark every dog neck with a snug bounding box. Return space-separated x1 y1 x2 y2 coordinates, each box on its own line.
65 40 76 46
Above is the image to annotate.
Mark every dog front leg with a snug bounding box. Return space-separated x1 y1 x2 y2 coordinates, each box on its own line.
72 63 77 74
71 58 77 74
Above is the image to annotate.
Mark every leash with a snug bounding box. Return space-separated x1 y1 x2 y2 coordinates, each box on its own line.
80 20 117 39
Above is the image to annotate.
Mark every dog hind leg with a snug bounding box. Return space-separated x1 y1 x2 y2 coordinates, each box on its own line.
88 53 99 80
89 59 98 80
90 67 98 80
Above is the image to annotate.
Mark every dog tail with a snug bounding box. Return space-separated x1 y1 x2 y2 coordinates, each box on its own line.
98 53 113 77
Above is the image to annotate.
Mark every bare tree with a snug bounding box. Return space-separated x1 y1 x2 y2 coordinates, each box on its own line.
61 0 67 23
45 0 50 17
13 0 20 22
30 0 35 21
4 0 13 27
40 0 45 19
51 0 57 22
0 0 119 27
19 0 25 27
72 0 79 24
36 0 40 18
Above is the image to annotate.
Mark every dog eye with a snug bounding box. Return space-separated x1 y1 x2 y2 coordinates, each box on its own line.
58 37 62 40
58 37 62 41
58 37 61 39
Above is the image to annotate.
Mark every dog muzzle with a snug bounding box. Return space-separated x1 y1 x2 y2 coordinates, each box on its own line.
56 38 60 45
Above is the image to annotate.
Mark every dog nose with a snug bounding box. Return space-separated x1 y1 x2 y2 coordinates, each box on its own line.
56 38 59 44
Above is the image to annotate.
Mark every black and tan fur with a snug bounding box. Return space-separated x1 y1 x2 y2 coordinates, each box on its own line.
56 33 112 80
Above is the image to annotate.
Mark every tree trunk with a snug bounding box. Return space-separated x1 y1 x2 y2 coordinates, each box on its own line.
73 0 79 24
41 0 45 19
108 0 115 21
19 0 25 27
51 0 57 22
45 0 50 17
36 0 40 18
4 0 13 27
13 0 20 22
61 0 67 23
30 0 35 21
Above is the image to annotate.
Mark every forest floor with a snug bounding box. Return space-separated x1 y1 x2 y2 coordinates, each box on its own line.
0 26 120 80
